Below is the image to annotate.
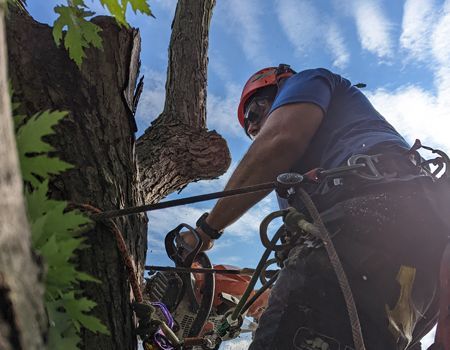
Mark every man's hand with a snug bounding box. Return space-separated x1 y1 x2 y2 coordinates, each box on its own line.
179 226 214 252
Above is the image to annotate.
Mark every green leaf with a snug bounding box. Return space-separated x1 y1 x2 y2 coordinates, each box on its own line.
99 0 154 26
32 202 91 248
16 110 73 185
39 236 86 295
61 292 110 334
25 180 60 222
75 271 100 283
13 100 109 346
47 300 82 350
126 0 152 16
20 155 72 187
16 110 67 154
99 0 126 25
53 4 102 67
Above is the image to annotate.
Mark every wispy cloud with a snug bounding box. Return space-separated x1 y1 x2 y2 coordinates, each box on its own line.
326 23 350 69
275 0 319 55
135 68 166 125
368 84 450 153
207 83 245 138
217 0 269 66
134 68 244 138
275 0 350 69
431 1 450 100
351 0 393 59
400 0 438 61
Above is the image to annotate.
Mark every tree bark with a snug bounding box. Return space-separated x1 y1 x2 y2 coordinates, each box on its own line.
7 8 147 350
6 0 230 349
0 3 46 350
136 0 231 204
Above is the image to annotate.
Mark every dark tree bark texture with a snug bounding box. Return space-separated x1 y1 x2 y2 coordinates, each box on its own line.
7 9 147 350
0 4 46 350
6 0 231 349
136 0 231 204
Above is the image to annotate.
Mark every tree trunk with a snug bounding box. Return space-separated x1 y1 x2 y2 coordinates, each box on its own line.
0 3 46 350
136 0 231 204
6 0 230 349
7 8 147 350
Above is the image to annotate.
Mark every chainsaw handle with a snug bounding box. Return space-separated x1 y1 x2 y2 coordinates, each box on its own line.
165 223 203 267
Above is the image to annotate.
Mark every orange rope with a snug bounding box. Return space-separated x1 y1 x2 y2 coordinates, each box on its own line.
68 203 143 303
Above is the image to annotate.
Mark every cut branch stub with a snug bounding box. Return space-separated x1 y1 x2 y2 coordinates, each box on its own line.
137 119 230 204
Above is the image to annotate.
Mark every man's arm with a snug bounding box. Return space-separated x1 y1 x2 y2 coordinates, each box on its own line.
201 102 324 241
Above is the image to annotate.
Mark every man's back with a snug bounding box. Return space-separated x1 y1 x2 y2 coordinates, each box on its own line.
269 68 410 172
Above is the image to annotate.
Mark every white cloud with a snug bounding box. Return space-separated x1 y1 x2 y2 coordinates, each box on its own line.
326 22 350 69
146 192 275 242
400 0 438 61
207 83 245 138
226 195 276 240
218 0 269 66
367 1 450 155
367 84 450 153
275 0 319 56
134 65 244 138
275 0 349 69
135 68 166 124
147 235 166 255
351 0 393 59
148 206 206 235
431 3 450 100
209 53 233 83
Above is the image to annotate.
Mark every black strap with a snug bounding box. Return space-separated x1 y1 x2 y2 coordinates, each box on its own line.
196 212 223 240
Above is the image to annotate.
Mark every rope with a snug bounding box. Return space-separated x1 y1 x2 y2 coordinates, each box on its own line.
297 188 366 350
92 182 275 220
69 203 143 303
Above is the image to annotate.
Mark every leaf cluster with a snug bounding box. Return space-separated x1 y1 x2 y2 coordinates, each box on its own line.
52 0 153 67
14 108 109 349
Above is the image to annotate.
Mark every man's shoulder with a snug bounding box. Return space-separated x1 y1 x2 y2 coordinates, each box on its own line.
290 68 346 87
296 67 336 78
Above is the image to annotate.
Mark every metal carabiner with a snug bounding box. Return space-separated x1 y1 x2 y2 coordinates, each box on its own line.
347 153 391 180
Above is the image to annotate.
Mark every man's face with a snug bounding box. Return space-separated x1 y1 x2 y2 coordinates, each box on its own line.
244 96 274 139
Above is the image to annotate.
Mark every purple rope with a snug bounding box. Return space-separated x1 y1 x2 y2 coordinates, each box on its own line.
151 302 175 350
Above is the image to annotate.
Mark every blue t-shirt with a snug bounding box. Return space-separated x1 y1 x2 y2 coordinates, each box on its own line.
269 68 410 173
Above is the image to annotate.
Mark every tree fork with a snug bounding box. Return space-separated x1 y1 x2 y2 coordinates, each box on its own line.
137 0 231 204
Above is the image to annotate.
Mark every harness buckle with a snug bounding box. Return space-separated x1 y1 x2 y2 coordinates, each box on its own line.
347 154 397 180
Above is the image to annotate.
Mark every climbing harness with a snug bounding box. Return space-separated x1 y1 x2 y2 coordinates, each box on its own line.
81 139 450 350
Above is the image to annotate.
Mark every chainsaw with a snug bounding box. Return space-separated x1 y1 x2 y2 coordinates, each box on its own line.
135 223 273 349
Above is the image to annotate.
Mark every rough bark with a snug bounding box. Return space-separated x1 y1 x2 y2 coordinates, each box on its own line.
7 8 147 350
0 3 46 350
137 0 231 204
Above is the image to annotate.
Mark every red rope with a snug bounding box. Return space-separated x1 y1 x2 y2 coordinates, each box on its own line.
69 203 143 303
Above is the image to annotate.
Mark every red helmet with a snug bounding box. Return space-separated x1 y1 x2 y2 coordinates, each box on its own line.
237 64 295 128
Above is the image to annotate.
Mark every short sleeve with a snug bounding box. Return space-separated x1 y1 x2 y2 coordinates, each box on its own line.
269 68 336 115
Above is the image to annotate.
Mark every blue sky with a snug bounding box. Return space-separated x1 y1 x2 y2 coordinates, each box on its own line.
27 0 450 347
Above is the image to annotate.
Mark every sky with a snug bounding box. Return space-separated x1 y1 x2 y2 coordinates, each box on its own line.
25 0 450 348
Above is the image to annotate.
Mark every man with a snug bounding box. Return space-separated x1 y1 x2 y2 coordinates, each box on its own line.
183 65 449 349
